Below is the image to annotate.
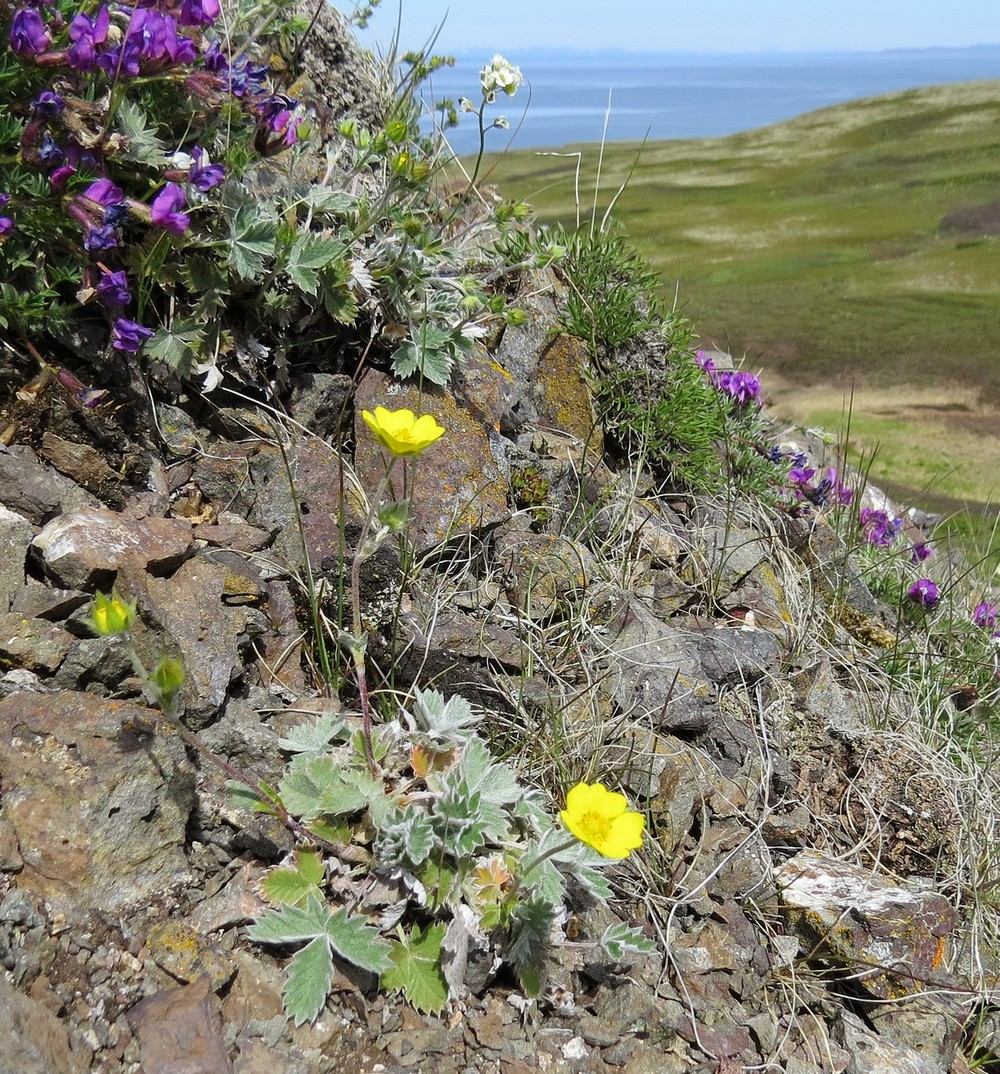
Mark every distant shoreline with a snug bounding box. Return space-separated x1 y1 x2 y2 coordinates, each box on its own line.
423 48 1000 154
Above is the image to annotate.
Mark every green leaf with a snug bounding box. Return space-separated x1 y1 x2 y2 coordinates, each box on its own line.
279 756 373 820
321 283 359 324
227 206 277 279
262 850 325 907
324 907 392 974
145 322 204 376
301 187 357 215
507 899 554 998
382 924 448 1014
226 779 282 815
285 234 347 296
283 935 334 1026
115 100 169 167
277 712 348 755
247 898 330 945
600 923 658 962
403 812 436 866
182 254 230 300
459 737 521 804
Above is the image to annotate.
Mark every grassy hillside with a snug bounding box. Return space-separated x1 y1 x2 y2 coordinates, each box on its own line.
480 79 1000 510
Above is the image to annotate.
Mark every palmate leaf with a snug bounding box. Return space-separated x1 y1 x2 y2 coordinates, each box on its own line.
145 321 204 376
599 922 658 962
283 935 333 1025
262 849 325 907
507 898 555 998
324 907 392 974
248 896 391 1024
279 755 377 820
277 712 348 755
115 99 169 166
458 736 521 805
382 924 448 1014
285 234 347 296
227 205 277 279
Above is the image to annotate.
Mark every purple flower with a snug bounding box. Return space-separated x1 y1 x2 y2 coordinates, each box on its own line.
788 465 815 487
83 224 118 252
150 182 190 235
0 194 13 236
37 132 64 165
49 164 76 190
859 507 902 547
67 5 110 70
188 146 224 191
9 8 51 57
101 8 196 76
694 349 715 373
714 369 762 407
212 49 269 97
112 317 153 352
257 97 303 148
83 177 126 208
910 541 932 564
908 578 939 607
179 0 220 27
32 90 65 116
973 601 998 629
95 270 131 311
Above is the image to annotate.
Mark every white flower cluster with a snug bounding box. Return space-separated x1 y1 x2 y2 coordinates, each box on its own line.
480 54 523 102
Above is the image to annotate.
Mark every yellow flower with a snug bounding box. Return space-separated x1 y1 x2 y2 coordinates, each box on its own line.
89 589 136 636
362 406 445 458
559 781 645 859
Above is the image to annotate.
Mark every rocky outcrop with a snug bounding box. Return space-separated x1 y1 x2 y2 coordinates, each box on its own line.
0 173 988 1074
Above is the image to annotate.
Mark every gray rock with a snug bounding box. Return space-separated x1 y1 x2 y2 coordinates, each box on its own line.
292 0 386 131
495 525 597 623
696 525 771 592
695 625 781 687
0 445 100 524
127 974 233 1074
128 555 270 727
288 372 353 440
31 507 195 589
789 657 866 737
0 504 36 612
0 613 74 672
0 690 195 912
0 973 90 1074
837 1011 947 1074
776 850 955 1001
10 583 89 620
593 592 716 731
48 634 134 691
246 438 357 576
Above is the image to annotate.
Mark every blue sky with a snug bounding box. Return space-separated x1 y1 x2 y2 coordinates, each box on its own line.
336 1 1000 54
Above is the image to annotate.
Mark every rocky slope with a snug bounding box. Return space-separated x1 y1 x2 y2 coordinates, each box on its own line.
0 267 996 1073
0 11 998 1074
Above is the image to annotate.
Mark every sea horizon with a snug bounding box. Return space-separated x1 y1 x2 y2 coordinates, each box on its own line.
416 44 1000 154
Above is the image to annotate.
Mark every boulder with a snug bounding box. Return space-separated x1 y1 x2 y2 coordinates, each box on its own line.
0 691 195 912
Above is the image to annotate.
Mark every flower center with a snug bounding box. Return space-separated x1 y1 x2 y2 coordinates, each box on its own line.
579 810 612 845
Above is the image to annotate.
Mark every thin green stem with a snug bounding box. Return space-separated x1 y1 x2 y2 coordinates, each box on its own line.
513 835 580 895
350 457 399 774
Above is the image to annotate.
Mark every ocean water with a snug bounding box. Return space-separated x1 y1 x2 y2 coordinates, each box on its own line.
418 47 1000 155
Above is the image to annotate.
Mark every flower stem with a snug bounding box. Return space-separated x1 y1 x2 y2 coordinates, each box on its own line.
350 459 399 775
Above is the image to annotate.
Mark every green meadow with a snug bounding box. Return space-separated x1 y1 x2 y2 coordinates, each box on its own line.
480 79 1000 520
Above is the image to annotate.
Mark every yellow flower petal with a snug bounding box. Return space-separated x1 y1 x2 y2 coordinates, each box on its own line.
560 781 644 859
362 406 445 457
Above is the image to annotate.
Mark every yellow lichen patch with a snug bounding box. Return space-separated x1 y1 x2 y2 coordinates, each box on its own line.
834 603 897 648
